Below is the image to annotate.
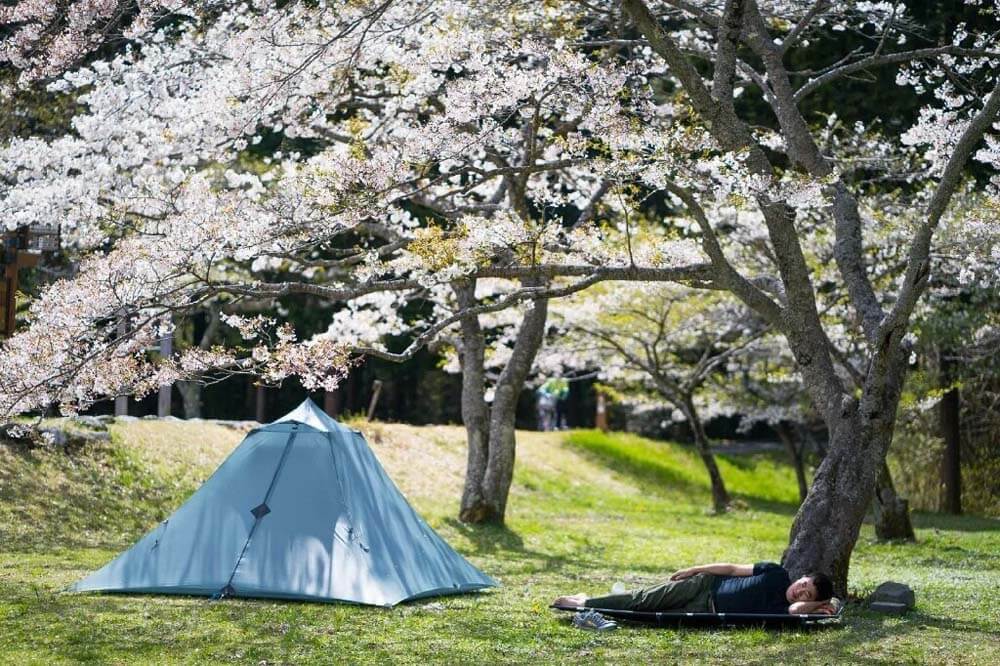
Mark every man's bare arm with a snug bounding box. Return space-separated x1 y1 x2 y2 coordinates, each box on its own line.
670 563 753 580
789 600 838 615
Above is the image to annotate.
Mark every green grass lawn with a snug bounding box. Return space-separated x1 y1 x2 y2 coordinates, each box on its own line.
1 421 998 664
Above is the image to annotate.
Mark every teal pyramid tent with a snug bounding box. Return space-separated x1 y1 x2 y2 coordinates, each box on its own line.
71 399 496 606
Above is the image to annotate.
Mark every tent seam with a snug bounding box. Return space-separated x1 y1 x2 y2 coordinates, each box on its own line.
220 425 299 597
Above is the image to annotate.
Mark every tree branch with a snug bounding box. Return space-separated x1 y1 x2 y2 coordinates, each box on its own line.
661 179 784 327
354 274 604 363
880 79 1000 344
742 1 886 343
712 0 746 108
794 46 1000 103
474 262 718 285
621 0 729 135
569 180 612 231
202 278 422 301
779 0 830 55
626 0 845 414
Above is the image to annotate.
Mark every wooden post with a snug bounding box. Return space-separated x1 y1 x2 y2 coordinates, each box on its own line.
366 380 383 421
324 388 342 419
0 225 58 337
1 271 16 336
157 330 173 417
595 392 608 432
0 232 40 336
255 384 267 423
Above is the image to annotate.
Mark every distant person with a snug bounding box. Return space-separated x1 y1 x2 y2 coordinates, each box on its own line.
551 377 570 429
537 376 569 431
554 562 837 615
536 383 557 431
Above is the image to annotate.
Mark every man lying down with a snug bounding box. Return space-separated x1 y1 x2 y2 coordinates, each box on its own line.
554 562 838 615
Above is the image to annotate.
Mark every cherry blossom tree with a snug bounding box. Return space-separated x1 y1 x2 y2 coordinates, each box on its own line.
546 282 767 512
890 186 1000 516
607 0 1000 591
2 0 999 591
0 1 178 90
1 0 709 523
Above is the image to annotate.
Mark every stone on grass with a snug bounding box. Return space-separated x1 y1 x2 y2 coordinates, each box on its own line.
39 427 111 451
72 415 108 430
39 427 68 448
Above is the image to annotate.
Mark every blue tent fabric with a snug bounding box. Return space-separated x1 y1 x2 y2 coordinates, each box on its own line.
71 399 497 606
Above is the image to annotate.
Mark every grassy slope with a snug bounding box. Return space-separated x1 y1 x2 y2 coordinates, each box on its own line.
0 421 997 665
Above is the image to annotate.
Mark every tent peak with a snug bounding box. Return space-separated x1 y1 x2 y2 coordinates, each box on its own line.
272 397 344 432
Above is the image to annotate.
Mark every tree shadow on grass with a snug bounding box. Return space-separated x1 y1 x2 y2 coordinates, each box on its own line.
901 610 1000 634
761 606 1000 664
441 519 596 576
442 519 526 553
911 512 1000 533
715 451 760 471
731 496 801 517
564 438 705 498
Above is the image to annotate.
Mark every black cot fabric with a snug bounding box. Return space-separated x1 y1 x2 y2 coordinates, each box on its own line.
711 562 791 614
551 604 844 628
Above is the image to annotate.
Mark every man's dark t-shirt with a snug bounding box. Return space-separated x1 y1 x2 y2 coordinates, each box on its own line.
711 562 790 613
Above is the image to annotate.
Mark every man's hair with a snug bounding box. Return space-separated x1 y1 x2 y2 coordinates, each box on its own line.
807 572 834 601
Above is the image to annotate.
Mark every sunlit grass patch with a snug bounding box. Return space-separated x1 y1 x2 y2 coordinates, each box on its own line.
563 429 801 508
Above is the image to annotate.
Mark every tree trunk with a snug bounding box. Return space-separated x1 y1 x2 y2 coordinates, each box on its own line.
158 331 173 417
458 288 549 524
177 380 203 418
938 355 962 514
595 392 608 432
175 306 219 420
783 348 907 596
454 282 492 523
775 422 809 503
681 397 730 513
872 462 915 542
480 297 549 522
